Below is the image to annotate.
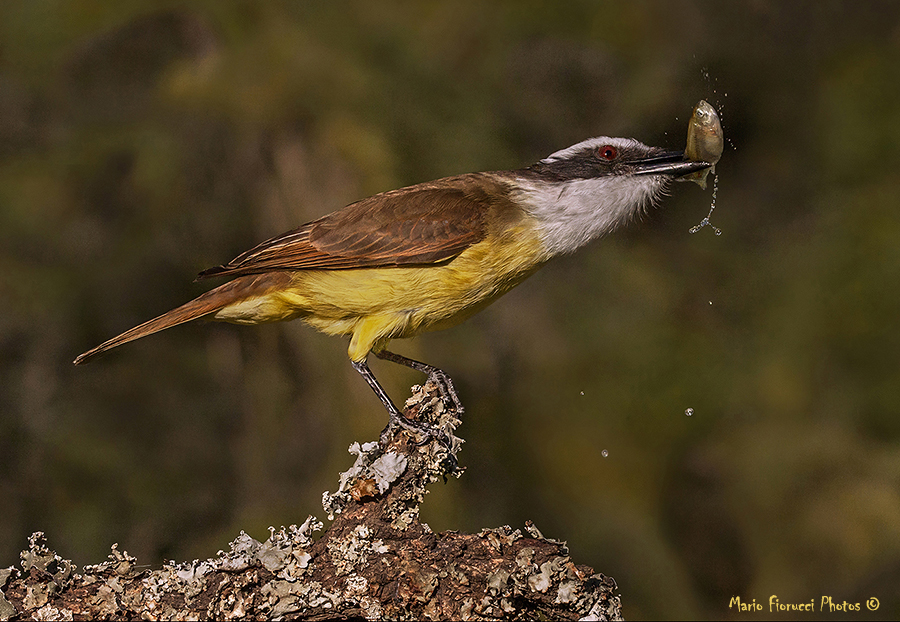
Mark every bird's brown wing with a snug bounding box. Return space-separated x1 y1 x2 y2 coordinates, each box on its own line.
197 174 507 279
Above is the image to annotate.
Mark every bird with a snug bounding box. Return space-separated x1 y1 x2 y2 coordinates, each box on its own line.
74 136 710 440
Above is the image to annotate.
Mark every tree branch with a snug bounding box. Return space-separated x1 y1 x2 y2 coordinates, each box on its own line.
1 381 623 620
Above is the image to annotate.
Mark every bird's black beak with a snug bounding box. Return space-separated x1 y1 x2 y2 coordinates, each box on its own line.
633 150 712 177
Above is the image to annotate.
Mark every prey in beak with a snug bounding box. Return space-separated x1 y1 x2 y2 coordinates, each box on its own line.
632 151 714 178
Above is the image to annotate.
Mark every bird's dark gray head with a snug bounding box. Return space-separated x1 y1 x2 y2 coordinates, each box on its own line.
521 136 709 182
512 137 711 256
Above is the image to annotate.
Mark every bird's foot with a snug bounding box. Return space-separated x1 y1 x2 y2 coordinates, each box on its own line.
373 350 464 416
361 352 463 473
379 390 461 473
425 368 465 416
379 412 438 447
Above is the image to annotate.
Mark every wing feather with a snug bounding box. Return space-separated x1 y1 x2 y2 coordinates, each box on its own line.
198 173 509 279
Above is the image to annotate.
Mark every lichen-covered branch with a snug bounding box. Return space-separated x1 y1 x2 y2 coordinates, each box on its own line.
0 381 623 621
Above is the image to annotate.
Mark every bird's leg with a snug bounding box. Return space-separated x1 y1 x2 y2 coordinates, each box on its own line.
373 350 464 415
350 359 452 449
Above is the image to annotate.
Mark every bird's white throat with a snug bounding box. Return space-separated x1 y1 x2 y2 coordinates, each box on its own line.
515 172 666 257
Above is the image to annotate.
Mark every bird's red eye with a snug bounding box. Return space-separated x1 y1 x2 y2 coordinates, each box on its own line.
598 145 618 160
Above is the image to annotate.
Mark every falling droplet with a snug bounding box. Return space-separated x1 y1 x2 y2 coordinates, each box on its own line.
601 449 609 458
690 172 721 235
685 408 694 416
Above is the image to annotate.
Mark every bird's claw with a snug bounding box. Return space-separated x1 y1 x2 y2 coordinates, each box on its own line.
426 369 464 415
379 406 460 473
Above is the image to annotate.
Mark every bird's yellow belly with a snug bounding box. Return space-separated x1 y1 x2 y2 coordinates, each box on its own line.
214 224 548 361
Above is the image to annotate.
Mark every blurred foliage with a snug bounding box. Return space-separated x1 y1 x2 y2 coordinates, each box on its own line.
2 1 900 619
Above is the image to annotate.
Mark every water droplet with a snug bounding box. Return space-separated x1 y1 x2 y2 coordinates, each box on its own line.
708 301 713 305
580 391 584 396
601 449 609 458
685 408 694 416
690 172 722 235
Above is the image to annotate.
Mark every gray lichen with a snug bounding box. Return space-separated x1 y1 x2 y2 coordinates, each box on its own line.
0 569 17 621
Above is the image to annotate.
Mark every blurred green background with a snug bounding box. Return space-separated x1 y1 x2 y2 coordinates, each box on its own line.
2 1 899 619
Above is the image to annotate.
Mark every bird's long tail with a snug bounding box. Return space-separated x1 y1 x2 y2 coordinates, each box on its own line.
73 272 291 365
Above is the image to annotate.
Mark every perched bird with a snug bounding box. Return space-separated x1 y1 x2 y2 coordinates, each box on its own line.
74 136 710 438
